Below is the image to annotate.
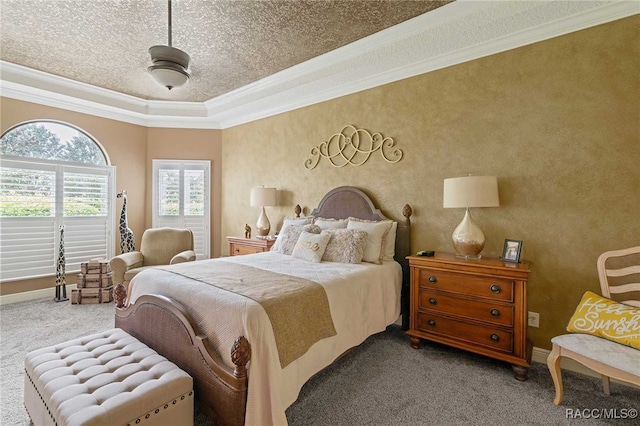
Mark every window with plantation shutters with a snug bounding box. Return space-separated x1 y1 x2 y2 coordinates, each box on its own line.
152 160 210 259
0 121 115 282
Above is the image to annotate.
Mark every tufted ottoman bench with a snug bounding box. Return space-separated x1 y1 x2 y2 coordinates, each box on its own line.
24 328 193 426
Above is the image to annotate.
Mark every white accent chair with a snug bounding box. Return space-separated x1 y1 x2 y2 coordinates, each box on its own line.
547 246 640 404
109 227 196 288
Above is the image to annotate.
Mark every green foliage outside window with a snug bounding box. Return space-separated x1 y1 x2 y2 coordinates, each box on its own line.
0 121 108 217
1 122 106 165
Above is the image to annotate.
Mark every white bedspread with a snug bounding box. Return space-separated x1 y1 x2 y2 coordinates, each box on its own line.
127 251 402 425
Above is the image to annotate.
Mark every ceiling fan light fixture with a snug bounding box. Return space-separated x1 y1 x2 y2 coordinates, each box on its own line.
148 45 190 90
148 0 191 90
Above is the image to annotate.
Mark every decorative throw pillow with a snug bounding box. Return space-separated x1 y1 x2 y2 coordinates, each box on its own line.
271 217 313 252
313 217 348 230
321 229 368 264
292 231 331 263
347 217 392 264
271 224 321 255
567 290 640 349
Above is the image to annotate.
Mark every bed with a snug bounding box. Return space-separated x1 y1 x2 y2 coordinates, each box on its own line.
114 186 412 425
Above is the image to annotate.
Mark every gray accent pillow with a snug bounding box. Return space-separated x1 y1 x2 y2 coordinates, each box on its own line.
271 217 313 252
321 229 368 264
271 224 321 255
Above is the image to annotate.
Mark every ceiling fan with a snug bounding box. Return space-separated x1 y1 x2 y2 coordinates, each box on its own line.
148 0 191 90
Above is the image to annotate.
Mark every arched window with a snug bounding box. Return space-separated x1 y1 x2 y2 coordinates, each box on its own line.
0 121 115 282
1 121 108 165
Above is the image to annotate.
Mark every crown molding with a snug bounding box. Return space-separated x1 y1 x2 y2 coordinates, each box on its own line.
0 65 216 129
1 1 637 130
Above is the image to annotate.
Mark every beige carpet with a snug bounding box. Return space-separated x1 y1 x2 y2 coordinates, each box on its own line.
2 297 639 425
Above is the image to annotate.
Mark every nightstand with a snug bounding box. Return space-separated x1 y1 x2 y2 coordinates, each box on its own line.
227 236 275 256
406 252 532 380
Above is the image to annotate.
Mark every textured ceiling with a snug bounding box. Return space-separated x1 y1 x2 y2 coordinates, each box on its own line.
0 0 453 102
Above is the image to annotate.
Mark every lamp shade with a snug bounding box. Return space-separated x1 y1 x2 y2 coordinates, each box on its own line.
443 176 499 209
250 187 277 207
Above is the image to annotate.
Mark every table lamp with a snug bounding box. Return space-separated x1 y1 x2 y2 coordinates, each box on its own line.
250 187 277 236
443 176 499 259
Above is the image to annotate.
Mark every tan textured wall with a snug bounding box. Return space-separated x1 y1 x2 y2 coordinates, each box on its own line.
146 128 223 258
221 16 640 349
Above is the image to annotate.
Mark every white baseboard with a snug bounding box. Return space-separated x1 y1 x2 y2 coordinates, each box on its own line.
532 346 638 389
532 346 594 375
0 284 77 305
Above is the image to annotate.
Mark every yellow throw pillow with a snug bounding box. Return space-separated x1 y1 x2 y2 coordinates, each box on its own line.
567 290 640 349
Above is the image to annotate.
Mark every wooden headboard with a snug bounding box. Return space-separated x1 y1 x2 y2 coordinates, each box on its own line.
309 186 412 328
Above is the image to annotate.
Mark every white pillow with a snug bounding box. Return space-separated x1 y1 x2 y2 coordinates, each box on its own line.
347 217 393 264
272 224 321 255
271 217 313 252
313 217 348 230
321 229 368 264
292 231 331 263
382 221 398 262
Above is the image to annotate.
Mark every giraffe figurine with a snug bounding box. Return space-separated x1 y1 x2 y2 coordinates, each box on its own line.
54 225 68 302
116 190 136 253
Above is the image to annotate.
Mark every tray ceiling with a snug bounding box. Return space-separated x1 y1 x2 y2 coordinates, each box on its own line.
1 1 637 128
0 0 452 102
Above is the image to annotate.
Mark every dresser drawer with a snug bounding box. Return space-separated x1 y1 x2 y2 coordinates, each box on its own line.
418 290 514 327
230 244 263 256
416 312 514 353
417 268 514 302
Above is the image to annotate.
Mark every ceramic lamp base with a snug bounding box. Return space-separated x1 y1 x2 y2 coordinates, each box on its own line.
256 207 271 236
452 208 485 258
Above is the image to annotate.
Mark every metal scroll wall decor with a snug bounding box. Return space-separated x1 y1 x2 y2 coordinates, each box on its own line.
304 125 403 169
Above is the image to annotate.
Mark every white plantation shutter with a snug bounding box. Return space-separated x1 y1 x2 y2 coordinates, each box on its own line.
152 160 210 259
0 158 115 281
62 168 112 272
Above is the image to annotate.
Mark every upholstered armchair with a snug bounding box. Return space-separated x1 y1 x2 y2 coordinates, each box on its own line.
109 227 196 287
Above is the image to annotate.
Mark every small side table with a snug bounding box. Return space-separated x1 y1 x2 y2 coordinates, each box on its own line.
227 236 275 256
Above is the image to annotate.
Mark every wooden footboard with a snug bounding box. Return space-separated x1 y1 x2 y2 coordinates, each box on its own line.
114 284 250 426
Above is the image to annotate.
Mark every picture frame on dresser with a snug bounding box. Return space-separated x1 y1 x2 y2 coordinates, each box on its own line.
502 239 522 263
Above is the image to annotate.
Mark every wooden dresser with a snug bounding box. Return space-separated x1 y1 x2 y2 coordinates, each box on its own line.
406 253 532 380
227 236 275 256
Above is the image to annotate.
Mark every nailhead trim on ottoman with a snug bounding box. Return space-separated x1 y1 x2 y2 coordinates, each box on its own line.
24 328 193 426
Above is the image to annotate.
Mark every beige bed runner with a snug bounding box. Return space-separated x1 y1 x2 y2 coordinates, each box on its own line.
159 261 336 368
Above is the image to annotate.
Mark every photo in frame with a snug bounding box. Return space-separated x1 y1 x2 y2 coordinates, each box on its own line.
502 239 523 263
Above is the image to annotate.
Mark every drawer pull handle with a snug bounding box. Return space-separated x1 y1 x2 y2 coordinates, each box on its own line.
490 284 501 294
490 309 500 317
490 334 500 342
428 276 437 283
428 298 437 305
428 319 436 327
234 248 240 253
